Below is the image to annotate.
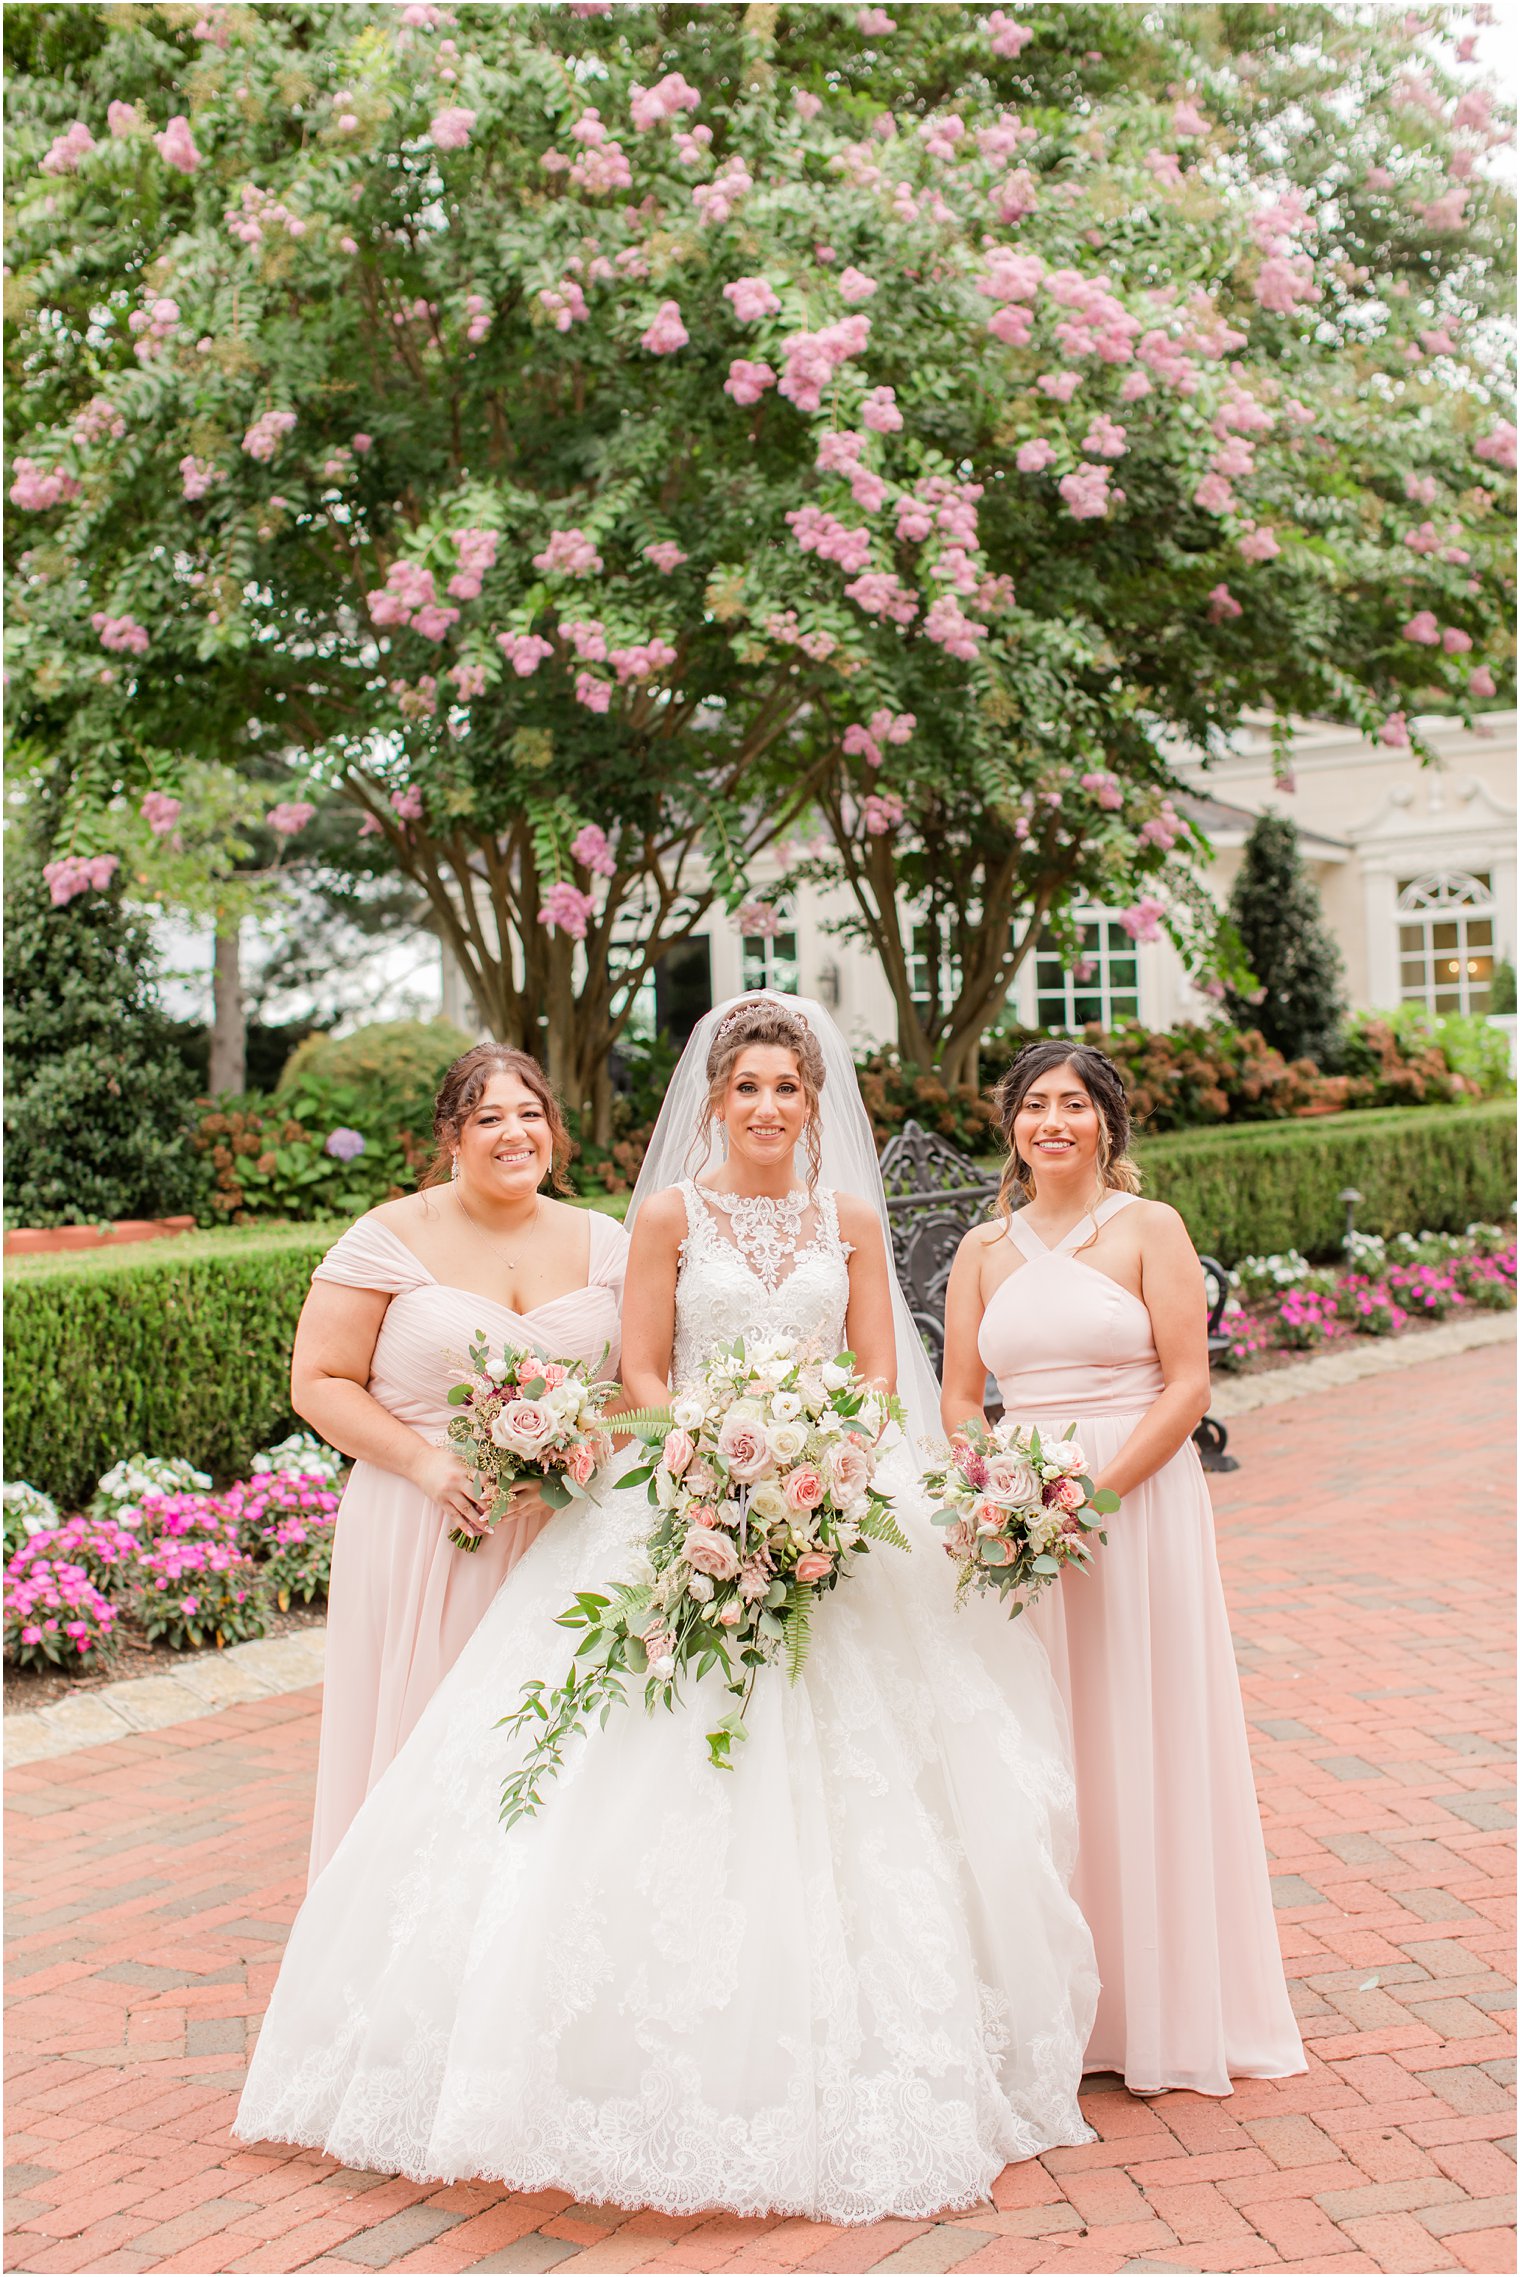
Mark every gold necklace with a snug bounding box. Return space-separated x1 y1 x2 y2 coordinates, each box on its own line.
455 1188 542 1272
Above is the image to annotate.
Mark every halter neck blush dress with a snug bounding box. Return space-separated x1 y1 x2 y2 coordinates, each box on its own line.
306 1210 628 1886
978 1191 1303 2097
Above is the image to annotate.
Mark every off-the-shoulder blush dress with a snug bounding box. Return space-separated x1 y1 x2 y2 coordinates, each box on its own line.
979 1191 1303 2096
306 1209 628 1885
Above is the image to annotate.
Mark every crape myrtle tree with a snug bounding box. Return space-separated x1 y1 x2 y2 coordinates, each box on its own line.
5 4 1514 1124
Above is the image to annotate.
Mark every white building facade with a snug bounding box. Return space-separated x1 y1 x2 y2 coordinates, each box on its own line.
437 709 1517 1056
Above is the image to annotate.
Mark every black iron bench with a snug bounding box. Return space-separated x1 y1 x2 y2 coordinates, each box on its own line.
878 1119 1235 1471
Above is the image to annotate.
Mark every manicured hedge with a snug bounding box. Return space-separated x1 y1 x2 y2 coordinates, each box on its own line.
5 1111 1511 1504
1135 1100 1516 1262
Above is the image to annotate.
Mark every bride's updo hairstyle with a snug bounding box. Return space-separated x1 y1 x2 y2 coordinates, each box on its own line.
992 1039 1141 1222
423 1042 573 1193
697 998 828 1187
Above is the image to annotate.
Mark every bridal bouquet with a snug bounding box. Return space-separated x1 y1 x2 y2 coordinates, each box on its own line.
497 1335 909 1823
924 1420 1118 1616
444 1334 616 1552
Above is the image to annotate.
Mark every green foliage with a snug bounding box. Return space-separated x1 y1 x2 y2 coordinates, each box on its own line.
1340 1010 1494 1105
277 1019 477 1147
1134 1102 1517 1263
194 1093 424 1223
3 1226 336 1509
3 858 204 1228
1491 959 1518 1018
1352 1005 1513 1098
1226 814 1348 1069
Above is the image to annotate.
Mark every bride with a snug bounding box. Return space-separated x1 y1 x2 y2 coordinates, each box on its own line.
235 993 1098 2223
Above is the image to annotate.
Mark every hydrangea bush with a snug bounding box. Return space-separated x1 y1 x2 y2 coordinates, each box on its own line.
5 5 1512 1113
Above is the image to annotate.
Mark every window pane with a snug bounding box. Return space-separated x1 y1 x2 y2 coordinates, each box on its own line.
1109 958 1138 990
1435 989 1461 1013
1400 959 1428 988
1471 986 1493 1015
1035 957 1065 989
1110 992 1140 1020
1468 919 1494 949
1398 925 1426 954
1432 921 1459 952
1073 993 1103 1024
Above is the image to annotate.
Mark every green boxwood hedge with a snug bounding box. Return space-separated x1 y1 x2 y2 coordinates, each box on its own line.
5 1106 1512 1506
1135 1099 1516 1262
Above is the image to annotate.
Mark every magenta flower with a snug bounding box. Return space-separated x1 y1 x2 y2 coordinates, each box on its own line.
498 631 554 677
571 824 617 878
91 612 150 655
532 528 603 576
574 671 611 713
539 881 596 939
725 358 776 407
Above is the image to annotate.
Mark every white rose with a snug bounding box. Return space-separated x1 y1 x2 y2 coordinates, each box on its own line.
770 1391 802 1422
748 1482 790 1525
654 1464 683 1510
545 1382 582 1420
726 1396 764 1426
484 1357 512 1384
671 1395 706 1432
821 1359 851 1391
834 1519 860 1550
686 1571 714 1603
651 1653 676 1680
767 1421 809 1465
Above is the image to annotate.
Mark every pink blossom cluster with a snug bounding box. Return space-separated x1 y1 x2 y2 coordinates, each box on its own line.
1380 711 1410 748
610 638 678 684
1137 329 1199 394
447 527 497 600
42 853 120 906
1016 438 1056 474
390 677 439 719
724 275 781 322
918 112 966 162
1254 253 1319 315
986 10 1033 56
837 266 878 305
391 785 425 821
725 359 776 406
843 570 919 624
10 459 80 511
180 455 223 500
862 791 904 835
72 395 125 446
431 106 476 150
553 109 634 194
1059 462 1120 520
41 120 95 175
571 823 617 877
1402 611 1473 652
369 560 440 629
786 505 872 573
242 408 297 463
1237 525 1280 563
5 1550 118 1663
860 386 901 434
155 115 202 174
224 183 306 246
736 899 786 937
1172 100 1209 137
1038 371 1081 402
142 791 182 836
630 72 701 130
575 672 611 712
1413 184 1468 233
539 880 597 938
777 315 870 412
107 101 139 138
533 528 603 576
641 300 689 354
764 610 838 660
643 539 688 574
129 296 180 355
92 611 150 654
1207 583 1243 623
1082 413 1127 459
450 660 487 700
843 709 915 769
268 800 316 835
498 631 553 676
1474 421 1517 472
1145 148 1183 187
192 8 232 45
539 279 588 331
693 160 753 225
1080 770 1125 810
922 594 988 659
463 291 492 343
1043 267 1141 364
1118 895 1166 942
563 619 608 661
1139 800 1182 851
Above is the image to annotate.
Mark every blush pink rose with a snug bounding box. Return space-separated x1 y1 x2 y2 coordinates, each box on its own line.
683 1525 740 1579
717 1601 742 1626
717 1415 772 1481
784 1465 827 1512
662 1427 696 1477
828 1443 872 1501
540 1362 568 1389
489 1398 554 1455
794 1549 834 1584
1048 1475 1085 1513
687 1502 718 1529
566 1443 597 1487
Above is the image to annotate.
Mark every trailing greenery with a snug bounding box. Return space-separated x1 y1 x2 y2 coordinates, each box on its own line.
1134 1101 1517 1262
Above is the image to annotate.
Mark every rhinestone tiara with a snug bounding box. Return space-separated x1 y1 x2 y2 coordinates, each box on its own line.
712 997 808 1048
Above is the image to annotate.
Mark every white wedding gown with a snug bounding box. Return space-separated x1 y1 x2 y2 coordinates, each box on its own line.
236 1184 1098 2223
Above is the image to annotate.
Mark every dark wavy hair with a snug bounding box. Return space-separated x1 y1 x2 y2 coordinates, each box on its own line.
423 1043 573 1193
991 1039 1141 1223
695 999 827 1188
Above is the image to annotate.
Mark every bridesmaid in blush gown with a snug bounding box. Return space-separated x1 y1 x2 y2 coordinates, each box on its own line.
941 1039 1303 2098
292 1043 627 1883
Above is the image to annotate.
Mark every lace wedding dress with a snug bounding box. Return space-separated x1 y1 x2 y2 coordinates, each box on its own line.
236 1183 1098 2223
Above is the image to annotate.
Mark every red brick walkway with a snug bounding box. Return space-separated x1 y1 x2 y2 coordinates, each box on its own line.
6 1344 1514 2277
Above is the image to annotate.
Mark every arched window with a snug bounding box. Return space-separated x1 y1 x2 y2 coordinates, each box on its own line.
1397 871 1496 1015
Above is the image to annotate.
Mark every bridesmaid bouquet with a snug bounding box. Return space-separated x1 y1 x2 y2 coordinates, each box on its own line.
497 1335 909 1823
444 1334 616 1552
924 1420 1119 1616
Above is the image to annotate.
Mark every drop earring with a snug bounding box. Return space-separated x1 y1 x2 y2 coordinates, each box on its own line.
451 1152 460 1181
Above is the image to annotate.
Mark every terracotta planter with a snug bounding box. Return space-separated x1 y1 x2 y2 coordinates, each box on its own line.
1290 1102 1348 1120
4 1215 197 1258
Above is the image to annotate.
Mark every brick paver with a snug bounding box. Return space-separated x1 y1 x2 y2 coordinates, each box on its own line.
6 1342 1513 2276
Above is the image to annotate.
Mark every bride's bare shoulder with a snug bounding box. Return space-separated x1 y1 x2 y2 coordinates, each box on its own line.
628 1185 689 1246
832 1190 886 1249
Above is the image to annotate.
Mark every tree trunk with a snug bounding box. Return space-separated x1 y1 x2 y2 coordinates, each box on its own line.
209 916 246 1097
